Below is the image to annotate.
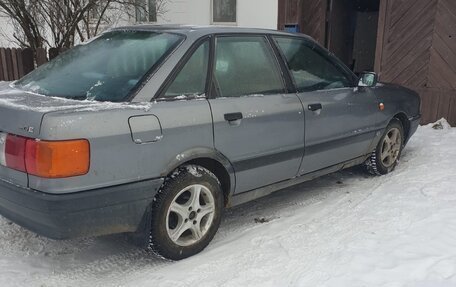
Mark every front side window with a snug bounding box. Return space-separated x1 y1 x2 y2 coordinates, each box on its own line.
14 31 183 102
213 0 236 23
213 36 285 98
274 37 354 92
164 40 210 98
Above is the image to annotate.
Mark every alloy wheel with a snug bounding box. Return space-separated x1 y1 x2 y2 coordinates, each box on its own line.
380 127 402 168
166 184 215 246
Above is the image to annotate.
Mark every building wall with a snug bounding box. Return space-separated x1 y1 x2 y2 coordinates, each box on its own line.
237 0 277 29
158 0 277 29
0 1 278 47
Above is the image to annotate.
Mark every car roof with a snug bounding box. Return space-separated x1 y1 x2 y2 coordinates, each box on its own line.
110 24 314 40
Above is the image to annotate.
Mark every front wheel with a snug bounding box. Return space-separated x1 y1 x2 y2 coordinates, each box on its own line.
366 119 404 175
148 165 224 260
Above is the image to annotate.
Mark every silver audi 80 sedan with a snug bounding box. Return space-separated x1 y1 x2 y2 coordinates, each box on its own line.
0 26 421 260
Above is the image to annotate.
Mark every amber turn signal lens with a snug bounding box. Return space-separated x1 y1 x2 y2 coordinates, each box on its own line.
25 139 90 178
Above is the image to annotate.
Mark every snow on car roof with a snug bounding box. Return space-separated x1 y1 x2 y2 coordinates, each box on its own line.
110 24 314 40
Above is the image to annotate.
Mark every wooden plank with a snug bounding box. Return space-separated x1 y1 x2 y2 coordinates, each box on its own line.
405 63 428 88
16 48 24 78
374 0 388 76
0 48 4 81
429 48 456 89
436 91 452 122
432 32 456 75
0 48 8 81
417 88 456 125
11 48 19 80
382 18 433 74
396 60 428 88
440 0 456 16
36 48 48 67
434 16 456 59
381 33 432 83
49 48 60 60
385 0 435 45
21 48 35 75
448 92 456 126
419 90 432 124
418 90 431 124
382 1 435 71
421 89 441 124
5 48 13 81
278 0 286 29
300 0 326 45
426 1 456 91
390 0 417 29
289 0 298 24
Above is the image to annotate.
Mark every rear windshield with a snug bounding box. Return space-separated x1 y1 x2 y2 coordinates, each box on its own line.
14 31 184 102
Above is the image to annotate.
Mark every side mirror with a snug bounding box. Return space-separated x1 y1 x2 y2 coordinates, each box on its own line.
358 72 378 87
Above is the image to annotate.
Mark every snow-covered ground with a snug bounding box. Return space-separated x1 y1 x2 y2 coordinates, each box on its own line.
1 120 456 287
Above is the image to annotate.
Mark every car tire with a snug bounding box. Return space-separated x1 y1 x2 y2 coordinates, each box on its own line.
148 164 224 260
366 119 404 175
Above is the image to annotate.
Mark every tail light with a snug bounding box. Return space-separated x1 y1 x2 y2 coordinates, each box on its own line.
0 132 90 178
0 133 7 166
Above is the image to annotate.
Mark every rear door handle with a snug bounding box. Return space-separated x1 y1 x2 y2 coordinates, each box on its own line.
308 103 322 111
224 112 243 122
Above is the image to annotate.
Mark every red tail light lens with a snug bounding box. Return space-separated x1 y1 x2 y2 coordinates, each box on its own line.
0 132 90 178
5 135 27 172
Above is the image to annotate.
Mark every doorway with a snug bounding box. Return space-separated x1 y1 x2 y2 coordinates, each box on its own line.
326 0 380 75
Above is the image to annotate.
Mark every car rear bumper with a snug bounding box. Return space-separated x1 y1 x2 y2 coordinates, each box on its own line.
0 178 163 239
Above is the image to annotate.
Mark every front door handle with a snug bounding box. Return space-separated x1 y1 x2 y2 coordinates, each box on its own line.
224 112 243 122
308 103 322 111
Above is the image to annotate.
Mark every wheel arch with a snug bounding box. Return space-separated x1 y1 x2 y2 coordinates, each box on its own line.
161 147 235 206
392 112 411 142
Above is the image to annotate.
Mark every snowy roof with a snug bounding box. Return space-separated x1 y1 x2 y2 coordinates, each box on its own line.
110 24 314 40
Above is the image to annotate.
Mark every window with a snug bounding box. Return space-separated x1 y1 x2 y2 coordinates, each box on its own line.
213 36 285 98
274 37 354 92
15 31 183 102
164 40 210 98
135 0 157 22
212 0 236 23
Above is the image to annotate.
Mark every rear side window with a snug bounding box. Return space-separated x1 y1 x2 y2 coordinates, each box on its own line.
274 37 354 92
14 31 184 102
213 36 285 98
164 39 210 98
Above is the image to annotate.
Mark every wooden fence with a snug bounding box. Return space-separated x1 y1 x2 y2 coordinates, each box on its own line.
0 47 63 81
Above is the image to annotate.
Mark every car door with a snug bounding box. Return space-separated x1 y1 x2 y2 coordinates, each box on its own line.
146 38 216 175
208 35 305 194
273 36 380 175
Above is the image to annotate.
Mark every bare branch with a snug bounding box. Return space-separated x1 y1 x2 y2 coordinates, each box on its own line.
0 0 170 54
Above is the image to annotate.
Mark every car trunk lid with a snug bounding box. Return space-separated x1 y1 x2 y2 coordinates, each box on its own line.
0 83 104 188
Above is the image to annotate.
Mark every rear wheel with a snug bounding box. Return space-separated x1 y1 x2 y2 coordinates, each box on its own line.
148 165 223 260
366 119 404 175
